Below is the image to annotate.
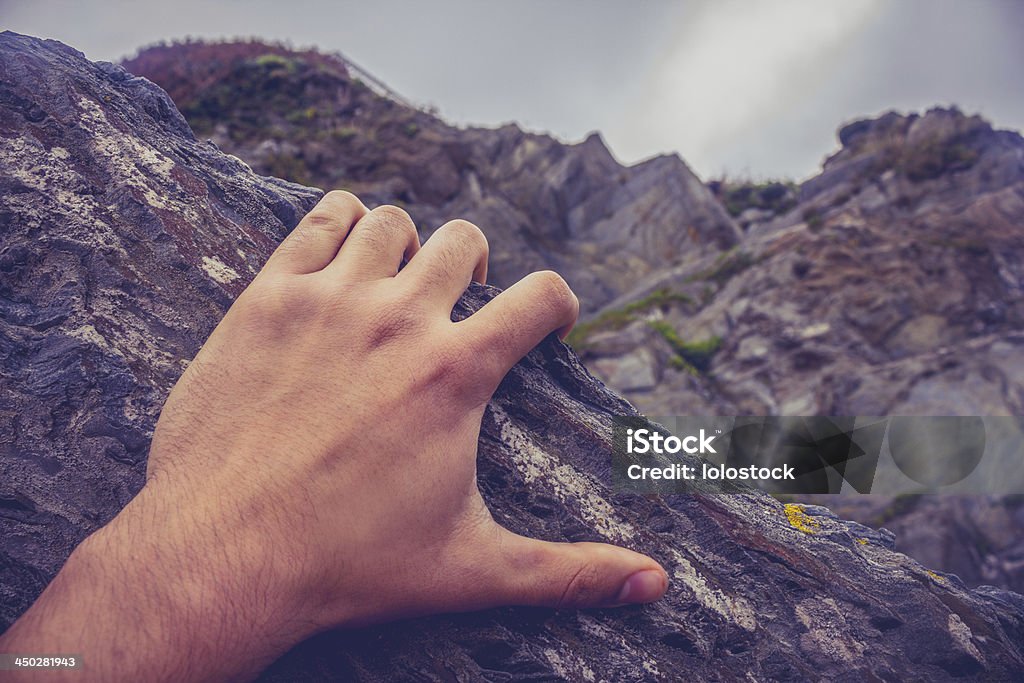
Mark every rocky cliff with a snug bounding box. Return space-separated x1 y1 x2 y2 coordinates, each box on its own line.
122 42 741 314
3 32 1024 680
584 108 1024 417
572 109 1024 593
122 41 1024 595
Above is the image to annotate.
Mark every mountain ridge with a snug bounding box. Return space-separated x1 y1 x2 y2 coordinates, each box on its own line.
122 40 742 314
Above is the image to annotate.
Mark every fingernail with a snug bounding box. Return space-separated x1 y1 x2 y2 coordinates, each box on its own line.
616 569 666 604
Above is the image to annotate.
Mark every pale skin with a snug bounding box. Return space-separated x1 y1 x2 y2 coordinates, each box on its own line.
0 191 668 682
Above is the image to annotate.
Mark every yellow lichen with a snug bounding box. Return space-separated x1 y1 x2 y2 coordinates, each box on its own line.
926 570 947 583
784 504 820 534
856 538 869 545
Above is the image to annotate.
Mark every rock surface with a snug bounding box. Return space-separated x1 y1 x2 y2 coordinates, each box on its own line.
570 108 1024 593
120 42 1024 593
122 41 741 314
3 33 1024 680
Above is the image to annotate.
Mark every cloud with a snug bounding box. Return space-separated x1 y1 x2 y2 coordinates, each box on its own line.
613 0 882 177
4 0 1021 180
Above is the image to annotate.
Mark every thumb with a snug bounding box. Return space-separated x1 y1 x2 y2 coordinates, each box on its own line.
489 530 669 609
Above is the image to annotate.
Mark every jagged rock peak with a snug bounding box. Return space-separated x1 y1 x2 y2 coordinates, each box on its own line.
798 107 1024 205
121 38 742 314
824 107 1023 181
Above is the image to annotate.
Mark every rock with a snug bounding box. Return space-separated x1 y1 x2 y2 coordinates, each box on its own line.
887 314 952 356
120 42 1024 598
2 31 1024 680
591 347 661 392
736 336 771 361
569 109 1024 594
121 42 742 315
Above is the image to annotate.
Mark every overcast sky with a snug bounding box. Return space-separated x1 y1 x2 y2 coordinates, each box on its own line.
4 0 1023 180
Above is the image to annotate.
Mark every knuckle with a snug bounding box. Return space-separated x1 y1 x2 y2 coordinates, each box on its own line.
365 205 417 244
443 219 488 254
323 189 360 205
371 204 414 228
302 191 362 232
558 562 601 608
303 207 342 233
533 270 576 315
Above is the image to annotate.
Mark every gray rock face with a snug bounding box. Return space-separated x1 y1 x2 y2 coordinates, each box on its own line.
120 42 1024 594
3 33 1024 680
570 109 1024 593
121 41 742 315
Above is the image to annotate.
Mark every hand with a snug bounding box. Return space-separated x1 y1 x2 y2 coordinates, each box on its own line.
0 191 667 682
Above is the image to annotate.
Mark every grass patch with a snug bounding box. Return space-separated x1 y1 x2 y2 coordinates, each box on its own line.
647 320 722 373
566 288 692 351
852 131 981 184
898 140 979 182
687 249 755 286
710 179 798 217
253 53 298 71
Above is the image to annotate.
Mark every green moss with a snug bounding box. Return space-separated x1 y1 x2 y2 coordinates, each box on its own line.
688 249 755 286
647 321 722 373
565 288 692 351
668 354 700 376
253 53 296 69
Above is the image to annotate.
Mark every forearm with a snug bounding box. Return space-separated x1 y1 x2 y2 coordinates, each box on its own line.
0 484 309 682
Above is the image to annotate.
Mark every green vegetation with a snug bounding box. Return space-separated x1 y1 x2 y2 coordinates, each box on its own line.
565 288 692 351
253 53 297 71
803 208 825 232
284 106 318 123
854 132 981 184
648 320 722 373
712 179 798 217
897 140 979 182
404 122 420 138
330 126 359 142
687 249 756 286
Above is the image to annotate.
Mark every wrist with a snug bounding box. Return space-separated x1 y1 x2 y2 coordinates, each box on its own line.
3 481 319 682
90 482 316 671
